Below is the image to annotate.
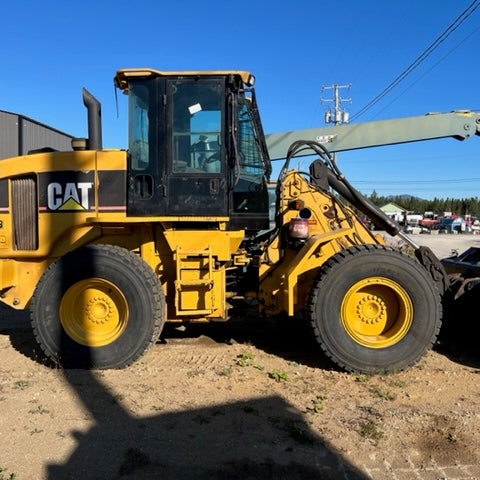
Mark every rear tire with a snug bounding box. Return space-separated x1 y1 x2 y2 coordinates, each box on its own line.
306 245 442 373
31 245 165 369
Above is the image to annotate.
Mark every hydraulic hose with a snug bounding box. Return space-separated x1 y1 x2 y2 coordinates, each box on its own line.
325 168 400 236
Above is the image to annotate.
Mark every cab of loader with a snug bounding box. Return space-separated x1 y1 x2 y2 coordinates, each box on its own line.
114 69 271 231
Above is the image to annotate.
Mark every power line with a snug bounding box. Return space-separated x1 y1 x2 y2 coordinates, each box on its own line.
351 0 480 121
368 24 480 119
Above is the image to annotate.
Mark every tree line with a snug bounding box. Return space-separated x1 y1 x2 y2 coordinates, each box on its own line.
368 191 480 216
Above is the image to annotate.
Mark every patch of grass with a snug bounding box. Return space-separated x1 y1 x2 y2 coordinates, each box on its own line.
354 374 371 383
358 418 384 442
268 370 290 382
357 405 384 444
384 378 407 389
369 385 396 401
13 380 30 390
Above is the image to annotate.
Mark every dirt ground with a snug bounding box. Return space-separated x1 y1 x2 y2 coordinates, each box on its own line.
1 233 480 479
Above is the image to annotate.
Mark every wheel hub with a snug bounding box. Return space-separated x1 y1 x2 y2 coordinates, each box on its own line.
341 276 413 348
60 278 128 347
356 294 386 325
86 297 114 325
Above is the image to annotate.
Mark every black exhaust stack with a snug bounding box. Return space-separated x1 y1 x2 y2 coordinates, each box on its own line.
82 88 102 151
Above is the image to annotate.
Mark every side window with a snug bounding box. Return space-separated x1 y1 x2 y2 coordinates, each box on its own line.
172 82 222 174
233 95 268 213
128 82 153 171
236 98 264 178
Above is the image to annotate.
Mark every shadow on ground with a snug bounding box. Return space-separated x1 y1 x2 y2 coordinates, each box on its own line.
47 378 366 479
0 307 367 479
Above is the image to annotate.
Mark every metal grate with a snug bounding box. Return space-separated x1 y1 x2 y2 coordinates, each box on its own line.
12 176 38 250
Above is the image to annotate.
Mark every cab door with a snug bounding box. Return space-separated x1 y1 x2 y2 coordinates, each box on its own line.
165 78 227 216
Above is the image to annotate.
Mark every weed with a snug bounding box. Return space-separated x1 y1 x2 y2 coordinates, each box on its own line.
359 405 381 417
268 370 290 382
236 352 254 367
306 395 327 414
358 418 384 442
30 428 43 435
354 374 371 383
0 467 17 480
13 380 30 390
369 385 396 401
253 364 265 371
29 404 50 415
357 405 384 444
218 367 233 377
447 432 457 443
385 378 406 389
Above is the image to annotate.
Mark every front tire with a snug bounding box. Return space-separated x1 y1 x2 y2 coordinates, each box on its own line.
31 245 165 369
306 245 442 373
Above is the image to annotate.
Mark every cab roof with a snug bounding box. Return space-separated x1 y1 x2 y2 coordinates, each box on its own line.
114 68 255 90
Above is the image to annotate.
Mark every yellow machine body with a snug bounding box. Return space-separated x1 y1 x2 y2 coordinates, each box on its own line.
1 67 471 372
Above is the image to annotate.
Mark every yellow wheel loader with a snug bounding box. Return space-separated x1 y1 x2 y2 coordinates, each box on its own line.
1 68 479 372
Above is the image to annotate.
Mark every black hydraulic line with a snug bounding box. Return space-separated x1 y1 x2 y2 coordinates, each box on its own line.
285 139 400 235
325 168 400 235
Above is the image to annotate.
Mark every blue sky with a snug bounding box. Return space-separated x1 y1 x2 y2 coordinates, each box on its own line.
2 0 479 200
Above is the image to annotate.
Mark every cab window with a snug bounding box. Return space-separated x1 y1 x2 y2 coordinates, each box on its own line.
171 81 223 174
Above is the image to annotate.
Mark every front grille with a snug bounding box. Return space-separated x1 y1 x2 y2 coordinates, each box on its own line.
12 176 38 250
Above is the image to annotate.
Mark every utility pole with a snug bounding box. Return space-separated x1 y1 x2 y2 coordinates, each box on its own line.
321 83 352 125
321 84 352 163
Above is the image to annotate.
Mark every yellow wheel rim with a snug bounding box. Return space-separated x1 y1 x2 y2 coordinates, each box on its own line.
60 278 128 347
341 277 413 348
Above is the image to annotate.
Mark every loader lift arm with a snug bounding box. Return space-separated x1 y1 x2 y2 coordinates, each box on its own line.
266 110 480 160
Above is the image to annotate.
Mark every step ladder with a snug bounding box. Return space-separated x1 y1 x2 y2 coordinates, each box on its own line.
174 246 215 315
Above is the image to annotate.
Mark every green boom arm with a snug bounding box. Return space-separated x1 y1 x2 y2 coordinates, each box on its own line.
265 110 480 160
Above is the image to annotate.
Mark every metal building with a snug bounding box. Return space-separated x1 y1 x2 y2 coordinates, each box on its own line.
0 110 73 160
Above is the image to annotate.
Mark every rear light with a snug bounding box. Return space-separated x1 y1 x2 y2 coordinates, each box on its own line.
288 218 309 239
